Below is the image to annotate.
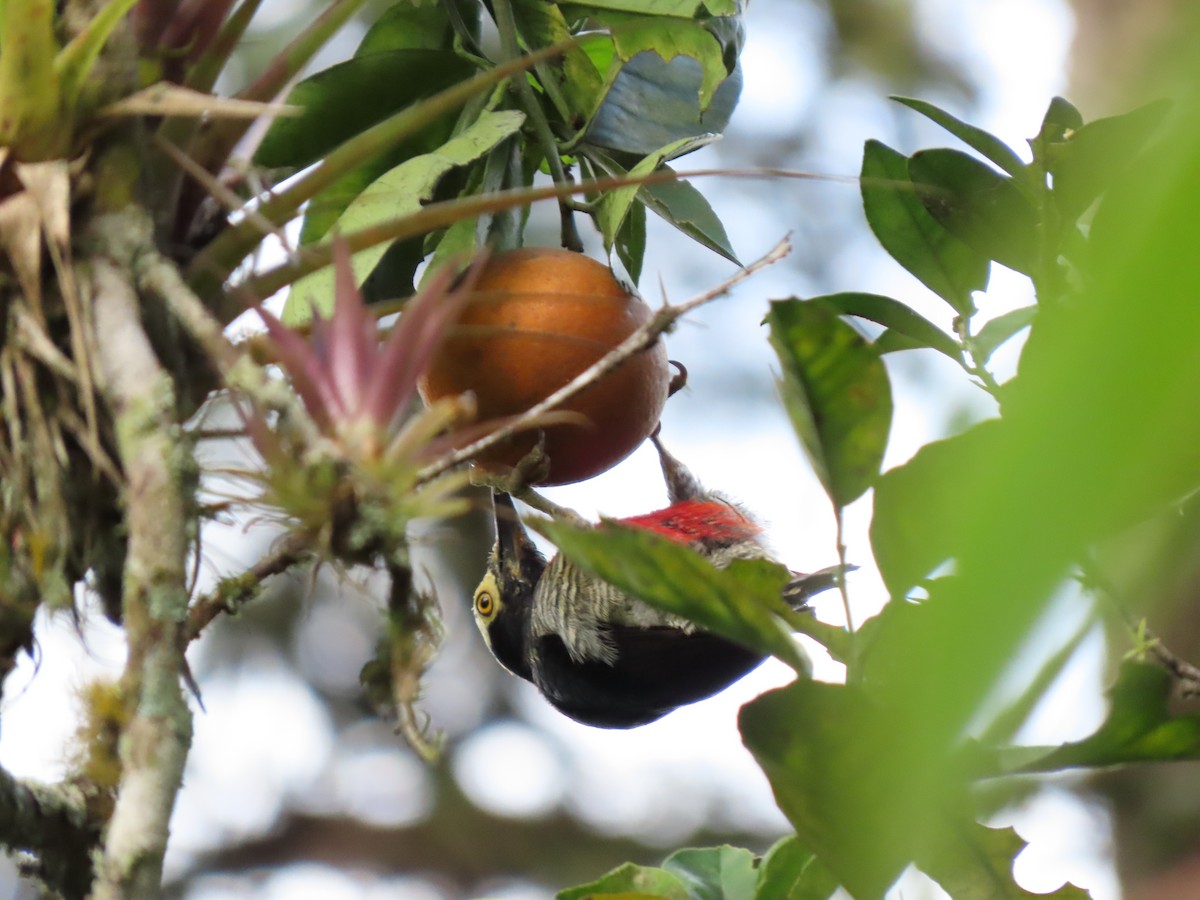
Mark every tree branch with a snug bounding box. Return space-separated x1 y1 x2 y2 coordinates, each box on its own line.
89 224 194 899
0 766 95 899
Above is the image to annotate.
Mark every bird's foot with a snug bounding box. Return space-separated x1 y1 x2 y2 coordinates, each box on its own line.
470 434 588 527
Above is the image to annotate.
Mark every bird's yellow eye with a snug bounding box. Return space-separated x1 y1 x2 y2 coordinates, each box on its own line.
474 572 501 624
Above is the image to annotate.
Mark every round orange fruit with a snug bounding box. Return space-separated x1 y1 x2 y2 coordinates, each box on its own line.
419 247 670 485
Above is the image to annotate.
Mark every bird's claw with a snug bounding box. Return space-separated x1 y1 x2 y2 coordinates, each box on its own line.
469 432 551 495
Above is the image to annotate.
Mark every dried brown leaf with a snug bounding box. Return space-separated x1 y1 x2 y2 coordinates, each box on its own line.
0 191 44 312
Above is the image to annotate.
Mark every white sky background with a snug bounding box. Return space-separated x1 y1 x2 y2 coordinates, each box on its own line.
0 1 1127 898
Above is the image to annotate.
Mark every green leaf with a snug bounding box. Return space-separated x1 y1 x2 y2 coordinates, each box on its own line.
973 305 1037 364
741 681 910 900
861 140 989 314
908 149 1041 276
254 49 474 169
358 237 426 305
609 18 728 110
535 519 811 672
420 137 522 286
55 0 139 113
297 117 458 244
663 846 758 900
891 96 1028 181
815 292 961 362
1030 96 1084 158
0 0 64 154
355 0 464 54
557 862 689 900
754 836 839 900
767 299 893 509
585 147 734 264
564 0 739 16
583 18 743 154
594 136 714 254
615 195 647 284
283 109 525 322
640 174 740 264
918 823 1090 900
1018 662 1200 772
1047 99 1171 220
869 421 1000 597
511 0 604 125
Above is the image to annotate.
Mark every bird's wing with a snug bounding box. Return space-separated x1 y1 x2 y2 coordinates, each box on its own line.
532 625 766 728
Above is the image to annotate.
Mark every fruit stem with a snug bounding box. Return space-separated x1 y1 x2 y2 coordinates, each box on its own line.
491 0 584 252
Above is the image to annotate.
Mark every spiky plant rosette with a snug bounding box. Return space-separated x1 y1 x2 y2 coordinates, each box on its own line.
245 240 483 564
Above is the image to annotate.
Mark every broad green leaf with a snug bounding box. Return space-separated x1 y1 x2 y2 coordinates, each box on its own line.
535 519 811 672
284 109 524 321
557 862 689 900
564 0 739 16
663 846 758 900
297 111 459 244
358 238 426 305
754 837 839 900
892 96 1028 182
815 292 961 362
1047 99 1170 220
594 136 714 253
355 0 468 54
640 174 739 264
1017 663 1200 773
908 149 1041 276
583 18 742 154
1029 96 1084 162
869 421 1000 597
861 140 989 313
918 823 1090 900
610 19 728 109
767 299 893 509
741 681 910 900
973 305 1037 364
255 49 474 169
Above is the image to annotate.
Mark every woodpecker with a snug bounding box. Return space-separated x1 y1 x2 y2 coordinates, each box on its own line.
471 434 835 728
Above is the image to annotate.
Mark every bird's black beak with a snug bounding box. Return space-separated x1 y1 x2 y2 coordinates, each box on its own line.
492 491 541 581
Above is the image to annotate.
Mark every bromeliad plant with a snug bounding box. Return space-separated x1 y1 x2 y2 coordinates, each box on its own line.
246 241 480 555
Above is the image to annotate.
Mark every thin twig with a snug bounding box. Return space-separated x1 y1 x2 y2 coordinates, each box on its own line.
152 133 290 249
834 510 855 635
1081 556 1200 697
186 530 314 641
417 236 792 484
